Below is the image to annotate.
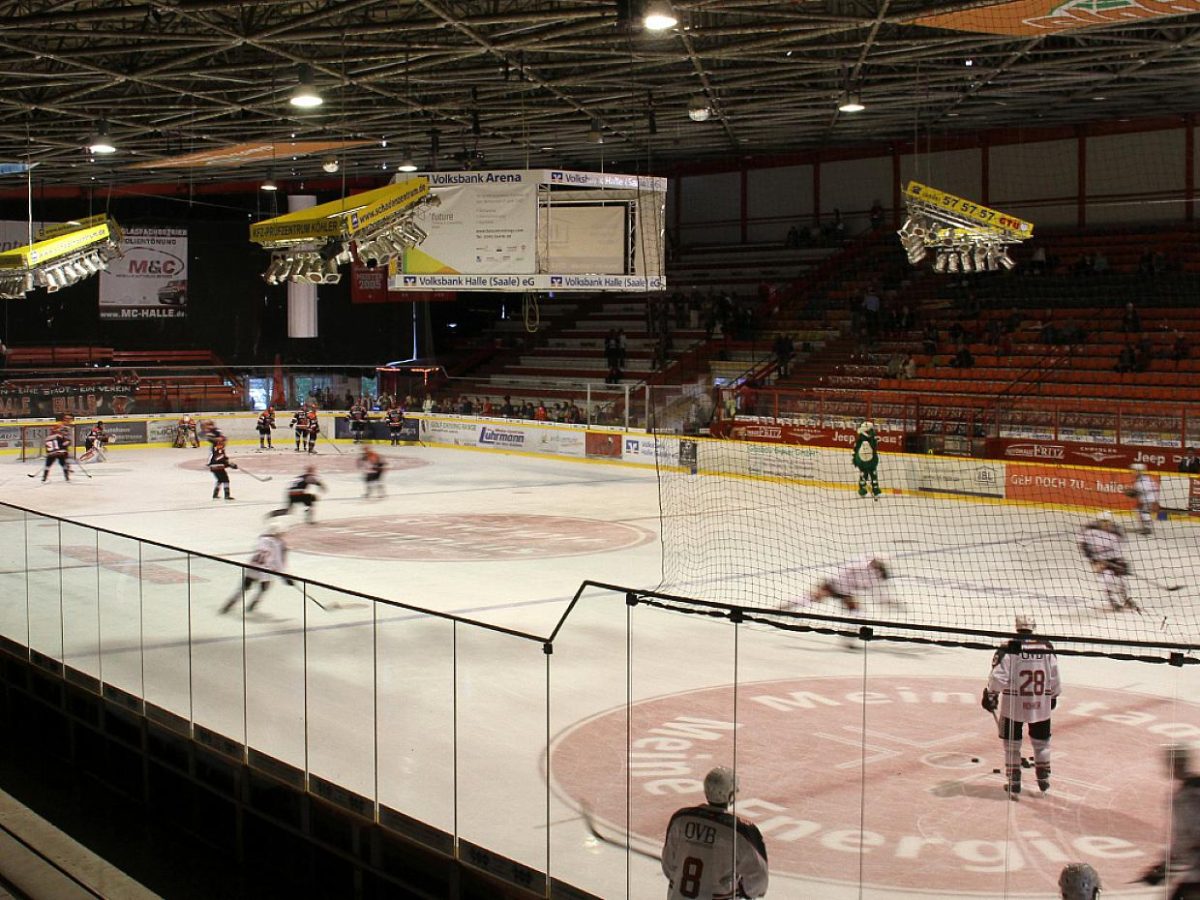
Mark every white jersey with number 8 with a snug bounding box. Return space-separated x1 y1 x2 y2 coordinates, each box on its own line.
662 803 769 900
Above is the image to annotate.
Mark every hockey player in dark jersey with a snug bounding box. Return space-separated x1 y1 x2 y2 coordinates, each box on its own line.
1139 744 1200 898
256 407 276 450
289 409 307 452
303 408 320 454
386 405 405 445
661 766 769 900
41 421 72 482
201 419 225 449
359 446 387 499
269 465 325 523
348 399 369 443
207 436 238 500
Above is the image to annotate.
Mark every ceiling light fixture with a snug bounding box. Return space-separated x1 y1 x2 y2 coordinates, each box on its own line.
642 0 677 31
321 157 339 174
289 65 323 108
838 90 865 113
397 151 418 173
260 176 278 192
687 96 712 122
88 121 116 155
587 121 604 144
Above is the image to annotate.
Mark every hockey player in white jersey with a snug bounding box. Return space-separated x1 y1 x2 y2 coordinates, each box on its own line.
1138 744 1200 899
661 767 769 900
1078 511 1136 611
220 522 292 614
1126 463 1159 535
807 556 892 612
981 615 1061 798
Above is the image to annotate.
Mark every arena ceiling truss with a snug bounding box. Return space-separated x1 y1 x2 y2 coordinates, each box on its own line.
0 0 1196 187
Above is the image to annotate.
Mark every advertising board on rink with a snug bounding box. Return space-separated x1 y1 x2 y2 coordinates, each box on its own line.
1004 463 1140 509
987 437 1188 472
727 421 905 451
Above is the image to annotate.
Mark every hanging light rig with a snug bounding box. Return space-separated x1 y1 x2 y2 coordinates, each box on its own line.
898 181 1034 273
0 214 124 299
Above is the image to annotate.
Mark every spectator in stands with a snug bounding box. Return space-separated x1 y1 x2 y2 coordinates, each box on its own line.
985 318 1004 347
1116 342 1136 374
1092 250 1109 274
1073 253 1095 276
824 208 845 243
1179 449 1200 474
616 329 628 368
869 200 884 231
736 379 758 415
785 224 800 248
885 353 904 378
948 320 965 344
901 354 917 380
862 286 881 338
534 401 548 421
1172 330 1190 362
501 395 515 417
950 342 975 369
604 329 619 372
1135 334 1154 372
773 333 795 377
898 303 916 330
1121 303 1142 333
0 337 8 371
1029 244 1047 275
481 397 495 416
922 324 940 355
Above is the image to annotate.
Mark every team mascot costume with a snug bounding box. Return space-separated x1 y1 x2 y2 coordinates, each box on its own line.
853 420 881 500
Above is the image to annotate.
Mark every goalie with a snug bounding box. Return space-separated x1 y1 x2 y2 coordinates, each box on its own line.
1078 511 1136 611
80 421 113 462
853 420 882 500
173 415 199 448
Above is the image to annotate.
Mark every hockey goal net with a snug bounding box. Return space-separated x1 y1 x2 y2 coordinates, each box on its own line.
15 423 57 462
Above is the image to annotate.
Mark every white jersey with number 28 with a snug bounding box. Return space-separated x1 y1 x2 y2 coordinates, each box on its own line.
987 638 1061 724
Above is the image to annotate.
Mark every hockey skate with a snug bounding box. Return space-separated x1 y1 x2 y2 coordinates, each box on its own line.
1036 765 1050 792
1005 770 1021 799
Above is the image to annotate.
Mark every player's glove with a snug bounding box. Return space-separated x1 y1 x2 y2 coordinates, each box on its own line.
980 689 999 712
285 579 295 587
1051 697 1057 710
1124 488 1139 497
230 462 239 469
1139 862 1166 885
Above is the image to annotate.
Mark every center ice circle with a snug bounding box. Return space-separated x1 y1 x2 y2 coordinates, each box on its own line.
551 675 1193 894
286 514 656 561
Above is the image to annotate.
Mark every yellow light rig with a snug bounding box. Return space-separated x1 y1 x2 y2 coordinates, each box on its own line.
898 181 1034 273
0 214 124 299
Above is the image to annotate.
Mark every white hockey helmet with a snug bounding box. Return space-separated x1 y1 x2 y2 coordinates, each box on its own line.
703 766 738 806
1058 862 1101 899
263 521 285 537
1014 614 1035 633
1097 510 1114 523
1131 462 1147 472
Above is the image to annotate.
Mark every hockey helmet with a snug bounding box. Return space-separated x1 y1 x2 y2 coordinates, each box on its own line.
1014 614 1035 633
703 766 738 806
215 435 226 447
1057 862 1101 899
869 554 891 579
1131 462 1147 472
1097 510 1114 522
263 521 285 537
1166 743 1194 779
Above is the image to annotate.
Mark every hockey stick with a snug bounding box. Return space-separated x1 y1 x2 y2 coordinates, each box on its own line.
70 459 93 479
1132 573 1184 593
235 466 273 483
581 805 661 861
319 433 345 456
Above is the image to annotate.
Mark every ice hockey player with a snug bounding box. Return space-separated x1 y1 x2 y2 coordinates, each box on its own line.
348 398 369 444
1139 744 1200 899
303 407 320 454
174 414 199 448
220 522 292 615
661 766 769 900
853 420 882 500
289 408 307 452
981 614 1060 798
1078 511 1136 611
359 446 387 499
798 555 893 649
386 404 405 446
256 407 276 450
81 421 112 462
1058 862 1102 899
1126 462 1159 535
269 465 325 523
41 419 72 482
206 435 238 500
201 419 224 449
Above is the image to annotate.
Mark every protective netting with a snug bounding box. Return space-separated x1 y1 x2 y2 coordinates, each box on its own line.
652 432 1199 648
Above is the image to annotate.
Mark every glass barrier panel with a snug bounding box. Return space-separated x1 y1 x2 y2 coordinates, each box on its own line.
455 622 548 875
548 588 639 897
139 542 194 722
375 605 455 841
58 521 101 680
303 583 376 799
625 600 737 899
96 530 149 699
0 506 28 650
24 512 64 663
187 554 248 745
244 572 307 771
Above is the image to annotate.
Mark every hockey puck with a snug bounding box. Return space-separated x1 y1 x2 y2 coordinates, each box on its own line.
992 768 1001 774
971 757 980 763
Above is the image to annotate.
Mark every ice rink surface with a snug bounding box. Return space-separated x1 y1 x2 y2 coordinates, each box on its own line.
0 441 1192 899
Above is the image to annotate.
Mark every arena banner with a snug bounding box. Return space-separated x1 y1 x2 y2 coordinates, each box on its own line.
986 438 1186 473
912 457 1005 499
72 420 146 448
585 431 622 459
1004 463 1139 509
0 382 135 418
332 417 419 443
99 228 188 321
0 220 54 253
1189 479 1200 515
401 172 537 275
349 262 390 304
622 434 681 468
912 0 1200 36
727 421 905 452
